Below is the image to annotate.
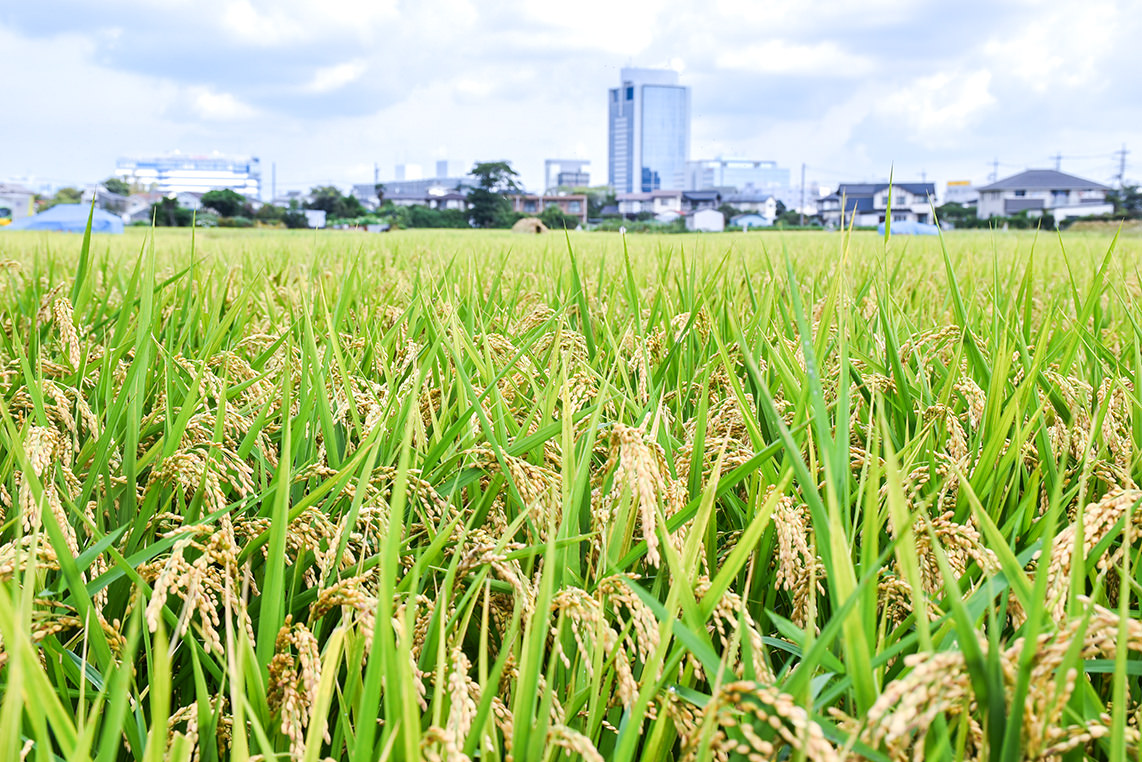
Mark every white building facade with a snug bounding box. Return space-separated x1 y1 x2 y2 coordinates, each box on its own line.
976 169 1112 221
115 153 262 198
608 68 690 193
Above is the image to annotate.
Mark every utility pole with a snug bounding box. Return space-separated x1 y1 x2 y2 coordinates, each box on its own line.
374 163 379 186
1053 152 1062 171
799 162 806 227
989 158 999 183
1116 144 1129 189
271 162 277 204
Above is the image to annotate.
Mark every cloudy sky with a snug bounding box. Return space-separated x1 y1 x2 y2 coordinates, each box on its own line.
1 0 1138 197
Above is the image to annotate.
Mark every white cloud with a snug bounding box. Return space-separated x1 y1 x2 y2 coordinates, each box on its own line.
876 69 996 142
303 60 368 94
717 40 876 77
220 1 309 46
190 87 260 121
982 0 1119 93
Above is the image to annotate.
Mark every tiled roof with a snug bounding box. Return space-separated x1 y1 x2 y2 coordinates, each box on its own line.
977 169 1109 192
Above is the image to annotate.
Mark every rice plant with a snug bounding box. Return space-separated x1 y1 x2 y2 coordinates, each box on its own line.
0 225 1140 760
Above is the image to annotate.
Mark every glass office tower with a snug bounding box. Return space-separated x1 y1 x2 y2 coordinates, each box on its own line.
608 68 690 193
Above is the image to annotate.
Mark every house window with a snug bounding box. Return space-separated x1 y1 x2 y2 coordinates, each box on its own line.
523 201 537 212
568 201 581 213
1014 190 1026 197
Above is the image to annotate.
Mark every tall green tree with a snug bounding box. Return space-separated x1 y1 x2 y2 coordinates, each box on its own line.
201 189 252 218
466 162 520 228
151 197 195 227
305 186 365 220
102 177 130 196
1107 185 1142 218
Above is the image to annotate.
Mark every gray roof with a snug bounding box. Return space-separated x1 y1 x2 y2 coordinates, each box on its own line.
977 169 1109 192
724 193 776 204
832 182 935 198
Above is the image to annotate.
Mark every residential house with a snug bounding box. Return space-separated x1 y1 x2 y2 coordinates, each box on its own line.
0 183 36 223
385 191 469 211
818 182 936 228
685 208 725 232
174 192 204 211
681 190 721 211
975 169 1112 221
123 192 166 224
616 190 682 217
509 194 589 225
724 192 778 220
82 187 130 216
272 191 312 211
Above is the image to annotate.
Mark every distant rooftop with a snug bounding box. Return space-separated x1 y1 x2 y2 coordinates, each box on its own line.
977 169 1110 192
824 182 935 198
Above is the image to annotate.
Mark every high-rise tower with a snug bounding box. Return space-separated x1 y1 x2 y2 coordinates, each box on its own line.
608 67 690 193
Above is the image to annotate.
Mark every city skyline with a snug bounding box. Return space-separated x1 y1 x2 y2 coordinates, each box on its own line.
0 0 1138 196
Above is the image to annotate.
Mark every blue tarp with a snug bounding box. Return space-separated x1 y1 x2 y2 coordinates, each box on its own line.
5 204 124 234
877 220 939 236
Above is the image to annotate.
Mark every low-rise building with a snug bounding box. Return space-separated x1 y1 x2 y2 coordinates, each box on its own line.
944 180 978 207
682 190 721 211
509 194 588 225
975 169 1112 221
685 208 725 232
616 190 683 217
819 182 936 228
0 183 36 224
724 192 778 220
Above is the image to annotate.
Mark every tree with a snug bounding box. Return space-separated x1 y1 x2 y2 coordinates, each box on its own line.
40 187 82 211
466 161 521 228
102 177 130 196
934 202 986 229
1107 185 1142 218
201 189 251 218
305 186 365 220
539 204 577 231
717 203 741 221
255 204 286 224
282 209 310 229
375 183 386 207
151 197 195 227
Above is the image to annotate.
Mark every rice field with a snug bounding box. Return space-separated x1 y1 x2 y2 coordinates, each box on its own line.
1 225 1141 761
